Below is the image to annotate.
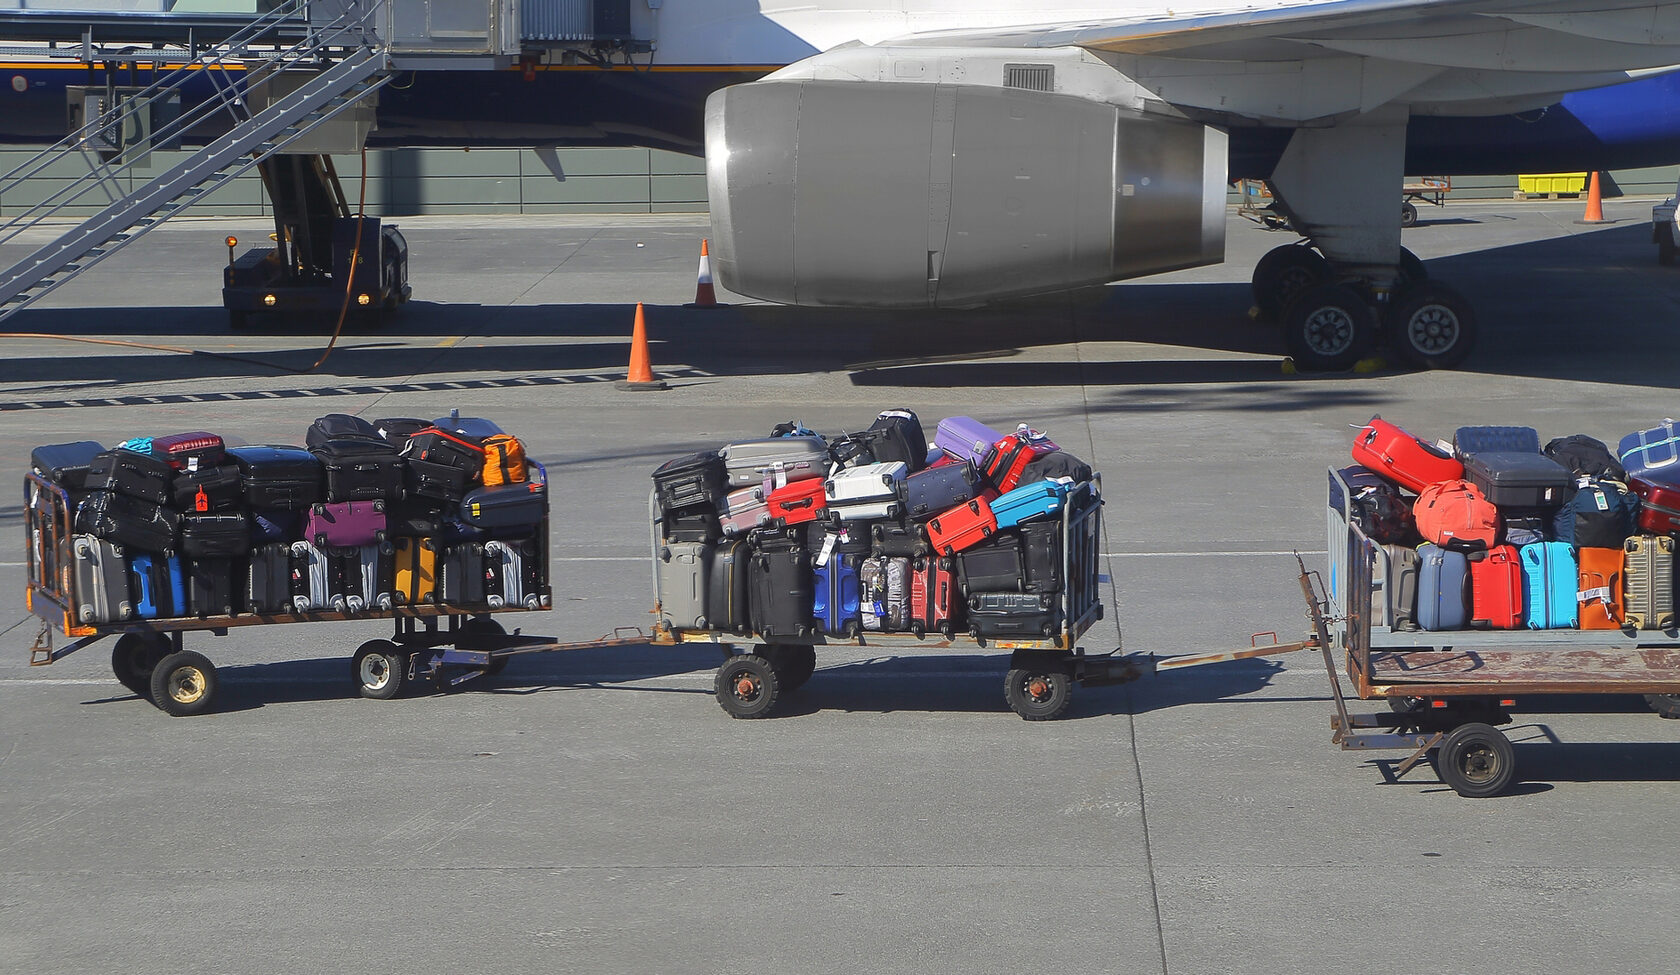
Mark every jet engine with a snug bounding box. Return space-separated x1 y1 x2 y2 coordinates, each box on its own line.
704 52 1227 308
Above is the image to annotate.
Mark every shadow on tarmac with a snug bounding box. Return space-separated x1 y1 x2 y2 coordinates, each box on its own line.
6 221 1679 402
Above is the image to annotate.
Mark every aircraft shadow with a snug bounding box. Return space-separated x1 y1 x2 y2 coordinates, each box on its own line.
7 220 1679 393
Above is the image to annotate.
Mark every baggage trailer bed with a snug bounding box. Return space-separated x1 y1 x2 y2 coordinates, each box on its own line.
23 468 580 715
1317 468 1680 796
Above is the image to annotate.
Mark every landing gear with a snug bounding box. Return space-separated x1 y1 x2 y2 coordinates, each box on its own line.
1254 242 1475 371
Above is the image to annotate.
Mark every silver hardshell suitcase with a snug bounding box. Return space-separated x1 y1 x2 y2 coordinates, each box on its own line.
485 538 547 611
291 541 336 612
825 461 907 521
72 533 133 623
656 540 712 629
719 436 829 488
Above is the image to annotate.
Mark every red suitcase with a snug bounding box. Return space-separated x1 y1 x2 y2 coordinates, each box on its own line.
926 496 999 556
1470 544 1523 629
1351 416 1462 493
766 478 828 527
984 434 1056 493
152 431 226 470
1631 475 1680 535
910 554 957 637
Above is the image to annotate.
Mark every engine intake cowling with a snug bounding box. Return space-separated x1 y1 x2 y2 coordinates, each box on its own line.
705 78 1226 308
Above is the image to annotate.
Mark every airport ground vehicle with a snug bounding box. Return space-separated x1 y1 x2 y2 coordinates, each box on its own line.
23 461 560 715
1321 468 1680 796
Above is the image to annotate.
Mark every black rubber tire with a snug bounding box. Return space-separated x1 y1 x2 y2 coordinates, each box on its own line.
1401 201 1418 228
149 649 218 717
1433 722 1515 797
1251 244 1331 322
1659 224 1676 266
352 640 407 700
773 644 817 693
112 633 166 697
1385 281 1478 370
715 654 780 719
1280 283 1378 372
1645 694 1680 718
1003 661 1074 721
1398 247 1428 286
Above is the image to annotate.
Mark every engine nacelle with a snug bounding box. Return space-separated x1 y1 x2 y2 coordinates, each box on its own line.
705 72 1226 308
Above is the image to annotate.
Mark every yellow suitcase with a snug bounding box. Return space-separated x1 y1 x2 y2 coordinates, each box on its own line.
393 536 438 605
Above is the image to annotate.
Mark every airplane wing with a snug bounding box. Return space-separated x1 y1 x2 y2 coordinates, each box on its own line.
879 0 1680 120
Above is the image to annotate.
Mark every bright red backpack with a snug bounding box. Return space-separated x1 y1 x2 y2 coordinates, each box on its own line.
1414 479 1498 550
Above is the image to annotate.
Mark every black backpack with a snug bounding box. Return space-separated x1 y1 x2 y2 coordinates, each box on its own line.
1544 434 1626 482
1553 478 1636 548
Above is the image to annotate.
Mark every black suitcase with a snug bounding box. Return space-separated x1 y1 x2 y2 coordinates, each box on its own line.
404 457 471 504
179 512 251 558
955 532 1025 593
459 482 545 532
805 522 872 557
664 509 720 543
170 464 244 513
227 446 323 510
439 542 486 604
653 450 729 516
1454 425 1541 456
247 543 296 614
1023 451 1093 485
871 519 929 557
1019 521 1063 594
385 498 444 537
374 417 433 443
708 538 752 634
75 490 179 552
864 410 928 472
187 556 242 617
967 591 1058 638
749 535 813 638
31 441 105 489
307 413 382 449
85 449 173 504
904 460 983 520
1461 452 1573 508
313 439 405 503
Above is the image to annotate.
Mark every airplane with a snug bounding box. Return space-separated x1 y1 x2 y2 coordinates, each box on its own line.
5 0 1680 370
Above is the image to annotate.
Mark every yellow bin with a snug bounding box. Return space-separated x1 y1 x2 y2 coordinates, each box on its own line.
1519 173 1588 195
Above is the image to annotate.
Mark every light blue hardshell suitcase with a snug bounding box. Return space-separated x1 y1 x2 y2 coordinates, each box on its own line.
990 479 1070 530
1416 543 1469 631
1519 541 1578 629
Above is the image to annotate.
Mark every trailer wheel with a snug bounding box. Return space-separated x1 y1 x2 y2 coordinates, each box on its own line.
112 633 167 697
149 650 218 717
464 618 510 677
1400 201 1418 228
1645 694 1680 719
353 640 407 700
716 654 779 719
770 644 816 693
1004 661 1073 721
1432 722 1514 797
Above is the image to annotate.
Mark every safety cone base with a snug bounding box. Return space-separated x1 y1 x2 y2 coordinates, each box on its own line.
615 377 670 391
682 301 730 309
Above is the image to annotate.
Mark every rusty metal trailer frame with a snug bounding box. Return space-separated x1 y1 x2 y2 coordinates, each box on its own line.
22 463 601 714
1317 468 1680 795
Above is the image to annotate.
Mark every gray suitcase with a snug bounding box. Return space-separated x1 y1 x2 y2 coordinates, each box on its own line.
1376 543 1420 631
861 555 910 632
719 436 829 488
1623 534 1676 630
247 543 296 615
440 543 487 605
657 540 712 629
338 543 395 613
289 541 340 612
72 534 133 624
486 538 547 611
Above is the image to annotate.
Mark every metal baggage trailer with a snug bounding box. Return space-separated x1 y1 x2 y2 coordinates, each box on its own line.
1319 467 1680 796
650 482 1153 720
21 462 590 716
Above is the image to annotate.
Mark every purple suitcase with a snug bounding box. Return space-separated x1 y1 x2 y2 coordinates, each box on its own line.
933 416 1005 468
307 500 387 547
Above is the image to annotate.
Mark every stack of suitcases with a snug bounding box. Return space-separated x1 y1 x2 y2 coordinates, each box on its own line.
29 412 551 625
651 410 1098 642
1341 415 1679 633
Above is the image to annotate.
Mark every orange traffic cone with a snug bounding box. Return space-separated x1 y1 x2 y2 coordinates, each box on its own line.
616 302 668 391
1580 171 1609 224
683 238 727 309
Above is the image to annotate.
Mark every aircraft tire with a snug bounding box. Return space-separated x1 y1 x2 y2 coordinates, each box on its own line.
1280 283 1376 372
1385 281 1477 371
1250 244 1330 322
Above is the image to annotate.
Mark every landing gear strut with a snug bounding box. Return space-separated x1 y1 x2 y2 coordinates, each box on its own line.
1253 242 1476 372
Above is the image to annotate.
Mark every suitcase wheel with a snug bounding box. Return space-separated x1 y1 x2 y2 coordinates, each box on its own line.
909 623 925 638
843 622 860 638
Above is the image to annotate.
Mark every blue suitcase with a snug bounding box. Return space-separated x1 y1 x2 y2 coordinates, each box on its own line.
991 479 1070 530
1417 543 1469 631
1453 426 1541 457
903 460 983 520
1519 541 1578 629
131 552 186 619
1619 420 1680 480
812 554 861 637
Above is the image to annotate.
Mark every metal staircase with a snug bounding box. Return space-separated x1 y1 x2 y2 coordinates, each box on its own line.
0 0 393 325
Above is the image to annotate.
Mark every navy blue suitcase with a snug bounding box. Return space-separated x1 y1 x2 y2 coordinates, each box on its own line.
1417 543 1469 631
31 441 105 489
904 460 984 520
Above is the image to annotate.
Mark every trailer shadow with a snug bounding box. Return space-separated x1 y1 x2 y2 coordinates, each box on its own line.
1117 658 1291 714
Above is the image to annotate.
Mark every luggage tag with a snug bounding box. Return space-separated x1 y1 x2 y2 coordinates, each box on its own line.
767 461 790 491
1579 586 1611 605
815 531 837 568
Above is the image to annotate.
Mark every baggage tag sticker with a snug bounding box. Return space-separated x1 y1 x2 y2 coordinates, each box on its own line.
1594 490 1609 512
816 532 836 568
1579 586 1611 605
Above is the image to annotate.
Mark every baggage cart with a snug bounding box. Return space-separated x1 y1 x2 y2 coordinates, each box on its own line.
651 481 1152 720
20 461 620 716
1317 467 1680 796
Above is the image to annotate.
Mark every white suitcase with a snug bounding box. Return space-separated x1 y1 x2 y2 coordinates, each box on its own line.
826 461 906 521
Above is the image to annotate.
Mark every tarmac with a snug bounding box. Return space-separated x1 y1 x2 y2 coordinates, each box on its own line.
2 197 1679 974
